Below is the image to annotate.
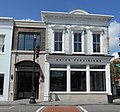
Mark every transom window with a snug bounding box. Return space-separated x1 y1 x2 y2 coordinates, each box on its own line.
18 33 40 51
93 34 100 52
0 35 5 53
74 33 82 52
54 32 62 51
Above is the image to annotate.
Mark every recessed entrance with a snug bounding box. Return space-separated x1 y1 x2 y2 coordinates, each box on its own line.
15 60 40 100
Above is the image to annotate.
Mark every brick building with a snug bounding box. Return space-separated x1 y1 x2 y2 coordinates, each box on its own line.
9 20 46 101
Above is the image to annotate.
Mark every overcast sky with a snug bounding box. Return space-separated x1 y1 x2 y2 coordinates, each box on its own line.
0 0 119 54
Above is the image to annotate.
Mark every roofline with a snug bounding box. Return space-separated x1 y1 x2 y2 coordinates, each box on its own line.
41 10 114 20
0 17 13 20
14 20 45 28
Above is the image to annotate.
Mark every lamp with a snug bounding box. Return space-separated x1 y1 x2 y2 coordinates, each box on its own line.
29 34 37 103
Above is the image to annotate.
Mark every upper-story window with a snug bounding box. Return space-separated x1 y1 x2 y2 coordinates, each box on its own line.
0 35 5 53
74 33 82 52
18 33 40 51
93 33 100 53
72 30 84 54
54 32 63 52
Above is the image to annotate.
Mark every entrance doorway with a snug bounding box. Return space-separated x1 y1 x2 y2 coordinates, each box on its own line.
15 60 40 100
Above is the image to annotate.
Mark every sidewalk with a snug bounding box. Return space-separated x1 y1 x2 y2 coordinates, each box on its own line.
0 98 120 106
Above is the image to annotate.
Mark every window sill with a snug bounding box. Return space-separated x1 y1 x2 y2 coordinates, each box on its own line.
72 52 85 54
0 52 5 55
50 91 107 94
51 51 65 54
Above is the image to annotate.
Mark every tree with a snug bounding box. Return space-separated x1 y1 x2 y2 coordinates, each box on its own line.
110 59 120 85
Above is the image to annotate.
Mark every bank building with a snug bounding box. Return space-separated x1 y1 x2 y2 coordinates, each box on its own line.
0 9 114 104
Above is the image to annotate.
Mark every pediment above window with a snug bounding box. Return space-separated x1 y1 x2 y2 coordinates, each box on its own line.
51 25 65 30
71 26 84 31
90 28 104 33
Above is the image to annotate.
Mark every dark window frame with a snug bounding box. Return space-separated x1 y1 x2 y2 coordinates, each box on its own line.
17 32 40 51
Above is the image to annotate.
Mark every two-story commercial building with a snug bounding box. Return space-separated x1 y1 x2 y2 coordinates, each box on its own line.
0 17 13 101
41 9 113 104
9 20 46 101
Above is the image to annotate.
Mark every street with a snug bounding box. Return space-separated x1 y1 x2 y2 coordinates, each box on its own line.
0 105 120 112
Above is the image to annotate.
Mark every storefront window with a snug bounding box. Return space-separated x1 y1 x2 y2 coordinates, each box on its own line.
0 74 4 95
50 71 67 91
90 71 106 91
71 71 86 91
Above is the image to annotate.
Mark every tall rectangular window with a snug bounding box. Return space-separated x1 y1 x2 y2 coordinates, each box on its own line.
90 71 106 91
74 33 82 52
18 33 40 51
71 71 86 91
0 74 4 95
0 35 5 53
54 32 62 51
50 71 67 91
93 34 100 52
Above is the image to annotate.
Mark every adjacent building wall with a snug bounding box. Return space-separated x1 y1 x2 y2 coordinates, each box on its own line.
0 17 13 101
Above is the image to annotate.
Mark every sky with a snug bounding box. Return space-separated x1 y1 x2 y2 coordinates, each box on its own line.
0 0 120 55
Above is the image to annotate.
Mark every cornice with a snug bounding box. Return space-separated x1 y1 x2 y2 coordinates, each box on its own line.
14 20 46 28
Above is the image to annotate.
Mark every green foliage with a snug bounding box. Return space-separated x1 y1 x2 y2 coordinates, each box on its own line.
110 60 120 83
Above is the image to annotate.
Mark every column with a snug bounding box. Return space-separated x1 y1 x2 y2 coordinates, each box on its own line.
106 64 112 95
67 64 70 93
44 60 50 101
86 65 90 93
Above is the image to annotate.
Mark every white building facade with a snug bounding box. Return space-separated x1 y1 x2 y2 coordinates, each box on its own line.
42 9 113 103
0 17 13 101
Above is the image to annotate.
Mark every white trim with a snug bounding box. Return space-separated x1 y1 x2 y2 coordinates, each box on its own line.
86 65 90 93
91 31 103 54
71 30 84 54
67 64 70 93
52 30 65 53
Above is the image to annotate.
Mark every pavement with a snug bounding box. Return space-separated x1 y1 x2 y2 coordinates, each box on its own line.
0 98 120 106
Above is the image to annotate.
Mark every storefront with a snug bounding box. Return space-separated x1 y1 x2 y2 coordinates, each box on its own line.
44 55 112 103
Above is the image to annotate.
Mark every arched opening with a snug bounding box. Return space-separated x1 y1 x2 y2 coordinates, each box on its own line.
15 60 40 100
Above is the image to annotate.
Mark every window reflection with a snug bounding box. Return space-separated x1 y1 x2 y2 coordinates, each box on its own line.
50 71 67 91
18 33 40 51
71 71 86 91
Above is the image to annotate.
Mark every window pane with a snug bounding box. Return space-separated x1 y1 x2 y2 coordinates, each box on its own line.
71 71 86 91
0 35 5 43
71 65 86 69
90 65 105 69
25 34 33 50
36 34 40 49
0 35 5 53
18 33 40 51
18 34 24 50
90 71 106 91
93 34 100 53
0 74 4 95
50 64 67 68
54 32 62 51
74 33 81 52
50 71 67 91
